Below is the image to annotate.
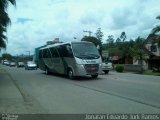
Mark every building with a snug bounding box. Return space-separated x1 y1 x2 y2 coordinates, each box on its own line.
144 34 160 71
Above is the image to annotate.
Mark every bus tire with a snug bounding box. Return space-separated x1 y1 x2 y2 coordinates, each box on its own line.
45 67 50 75
91 75 98 79
104 70 109 74
68 69 74 79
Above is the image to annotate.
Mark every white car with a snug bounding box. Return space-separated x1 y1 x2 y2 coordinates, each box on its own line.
3 61 9 66
25 61 37 70
102 62 113 74
17 62 24 67
9 62 16 67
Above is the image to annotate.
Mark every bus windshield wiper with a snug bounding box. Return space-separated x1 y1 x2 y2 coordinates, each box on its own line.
87 54 99 57
76 54 99 59
76 54 90 58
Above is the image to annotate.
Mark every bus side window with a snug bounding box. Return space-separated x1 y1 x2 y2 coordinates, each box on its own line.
62 45 73 58
39 50 43 58
50 47 59 58
66 45 73 56
47 49 51 58
43 49 47 58
43 49 51 58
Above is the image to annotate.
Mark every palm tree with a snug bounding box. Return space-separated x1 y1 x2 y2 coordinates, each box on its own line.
0 0 16 50
147 15 160 48
129 37 147 73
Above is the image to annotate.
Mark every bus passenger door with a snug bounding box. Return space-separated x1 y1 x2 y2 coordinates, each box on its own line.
50 47 64 74
44 49 53 70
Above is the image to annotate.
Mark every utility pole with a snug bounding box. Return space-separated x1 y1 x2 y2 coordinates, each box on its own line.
83 30 92 36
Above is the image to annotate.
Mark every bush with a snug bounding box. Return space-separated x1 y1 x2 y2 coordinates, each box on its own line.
115 64 124 72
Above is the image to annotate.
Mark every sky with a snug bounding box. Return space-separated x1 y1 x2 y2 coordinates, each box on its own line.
2 0 160 56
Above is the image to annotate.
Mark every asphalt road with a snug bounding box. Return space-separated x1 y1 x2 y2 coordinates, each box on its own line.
1 65 160 114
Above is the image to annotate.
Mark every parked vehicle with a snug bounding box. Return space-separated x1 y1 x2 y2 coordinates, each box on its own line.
2 59 8 65
17 62 24 67
101 57 113 74
3 61 9 66
10 62 16 67
37 41 103 79
25 61 37 70
102 61 113 74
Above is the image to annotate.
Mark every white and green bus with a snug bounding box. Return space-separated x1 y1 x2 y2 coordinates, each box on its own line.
38 41 103 79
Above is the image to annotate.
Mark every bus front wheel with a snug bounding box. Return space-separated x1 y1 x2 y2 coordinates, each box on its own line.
68 69 74 79
91 75 98 79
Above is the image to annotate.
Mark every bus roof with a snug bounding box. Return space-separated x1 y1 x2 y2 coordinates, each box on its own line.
40 41 93 50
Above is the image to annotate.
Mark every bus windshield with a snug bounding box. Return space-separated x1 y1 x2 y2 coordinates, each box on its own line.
72 42 100 59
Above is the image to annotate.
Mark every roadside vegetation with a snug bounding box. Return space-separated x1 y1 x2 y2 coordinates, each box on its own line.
115 64 124 72
143 72 160 76
0 0 16 50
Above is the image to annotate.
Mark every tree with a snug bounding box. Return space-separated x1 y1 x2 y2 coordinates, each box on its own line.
116 38 121 43
120 32 127 42
2 53 12 60
129 37 147 73
106 35 114 47
115 32 127 48
118 41 133 64
81 36 101 47
0 0 16 50
95 28 103 42
150 16 160 48
115 38 121 48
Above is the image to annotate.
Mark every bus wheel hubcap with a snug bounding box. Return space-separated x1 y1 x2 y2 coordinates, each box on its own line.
69 70 73 78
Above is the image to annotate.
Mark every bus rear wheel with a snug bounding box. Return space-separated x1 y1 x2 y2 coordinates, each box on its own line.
91 75 98 79
104 70 109 74
45 67 50 75
68 69 74 79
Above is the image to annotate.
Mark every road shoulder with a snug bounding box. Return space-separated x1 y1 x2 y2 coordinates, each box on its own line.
0 66 25 113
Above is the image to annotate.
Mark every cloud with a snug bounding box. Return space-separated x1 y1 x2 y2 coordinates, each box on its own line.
16 18 33 24
4 0 160 55
110 9 137 30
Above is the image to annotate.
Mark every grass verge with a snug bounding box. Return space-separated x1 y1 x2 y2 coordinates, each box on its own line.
143 72 160 76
